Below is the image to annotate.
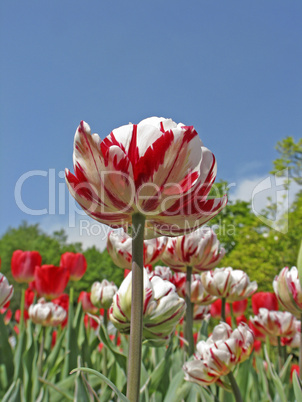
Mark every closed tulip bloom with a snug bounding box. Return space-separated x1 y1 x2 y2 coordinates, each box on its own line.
78 291 99 314
193 304 211 322
65 118 227 238
250 308 297 337
232 299 248 317
273 266 302 317
91 280 118 309
173 273 217 305
251 292 278 315
109 268 185 346
149 266 173 282
201 267 257 301
107 231 167 269
162 227 225 273
60 252 87 281
34 265 70 300
0 274 14 308
183 322 254 386
11 250 42 283
29 298 67 327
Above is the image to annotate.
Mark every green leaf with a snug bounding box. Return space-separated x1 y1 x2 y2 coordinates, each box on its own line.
2 378 22 402
163 371 185 402
98 324 127 373
13 327 26 381
38 377 73 401
45 329 65 374
297 240 302 288
70 367 129 402
264 346 287 402
0 313 14 380
293 371 302 402
74 357 93 402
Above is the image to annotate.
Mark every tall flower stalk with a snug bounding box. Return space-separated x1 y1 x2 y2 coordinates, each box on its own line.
127 213 145 401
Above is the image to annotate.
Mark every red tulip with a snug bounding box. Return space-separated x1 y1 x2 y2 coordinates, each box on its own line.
34 265 70 300
210 299 231 319
78 292 99 314
226 315 247 327
15 309 30 323
65 118 227 238
11 250 42 283
290 364 300 382
1 308 12 325
84 313 99 329
25 288 35 310
232 299 248 317
60 252 87 281
251 292 278 315
51 331 57 348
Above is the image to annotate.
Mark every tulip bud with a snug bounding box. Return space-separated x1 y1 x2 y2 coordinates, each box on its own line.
173 272 217 305
273 266 302 317
29 298 67 327
250 308 298 337
0 273 14 308
251 292 278 314
183 322 254 386
11 250 42 283
91 280 118 309
34 265 70 300
78 291 99 314
162 227 225 273
60 252 87 281
201 267 257 301
109 268 185 346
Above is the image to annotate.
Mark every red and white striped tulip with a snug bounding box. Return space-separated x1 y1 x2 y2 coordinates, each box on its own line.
29 298 67 327
162 227 225 273
201 267 257 301
109 268 186 346
91 279 118 309
183 322 254 386
250 308 298 337
149 266 173 282
0 274 14 308
172 273 217 305
65 118 227 238
273 266 302 318
193 304 211 322
107 231 167 268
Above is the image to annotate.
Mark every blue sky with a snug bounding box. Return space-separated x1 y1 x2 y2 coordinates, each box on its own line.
1 1 301 248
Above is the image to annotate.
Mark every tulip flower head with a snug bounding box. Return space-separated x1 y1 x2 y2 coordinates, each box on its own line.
11 250 42 283
193 304 211 322
65 118 227 238
78 291 99 314
172 272 217 305
91 279 118 309
34 265 70 300
60 252 87 281
107 231 167 268
29 298 67 327
162 227 225 273
0 273 14 308
250 308 298 338
149 266 173 281
251 292 278 315
273 266 302 317
201 267 257 302
109 268 186 346
183 322 254 386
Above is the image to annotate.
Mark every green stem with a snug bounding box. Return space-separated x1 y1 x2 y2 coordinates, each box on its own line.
300 314 302 380
184 266 194 356
103 309 108 378
229 303 236 328
62 286 74 379
19 288 25 331
227 371 243 402
126 213 145 402
277 336 282 373
221 297 226 322
38 326 46 377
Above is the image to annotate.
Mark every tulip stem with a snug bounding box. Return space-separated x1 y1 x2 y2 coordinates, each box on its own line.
62 286 74 379
38 326 46 377
221 297 226 322
300 314 302 380
103 309 108 378
229 303 236 328
184 266 194 356
227 371 243 402
19 288 25 331
126 213 145 402
277 336 282 372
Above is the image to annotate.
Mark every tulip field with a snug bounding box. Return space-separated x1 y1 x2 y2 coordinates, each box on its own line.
1 118 302 402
